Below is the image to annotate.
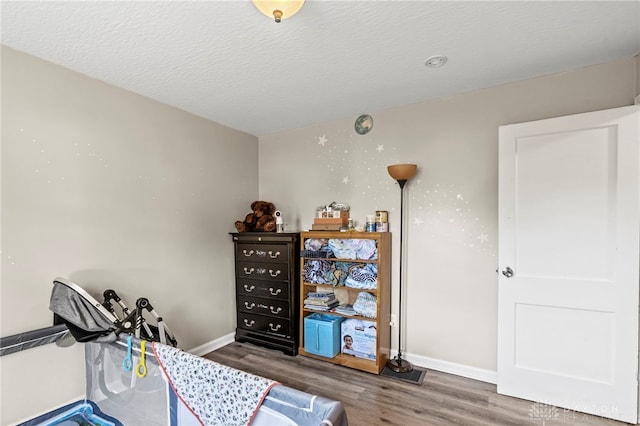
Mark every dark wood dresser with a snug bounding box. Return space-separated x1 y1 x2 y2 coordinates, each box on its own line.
230 232 299 355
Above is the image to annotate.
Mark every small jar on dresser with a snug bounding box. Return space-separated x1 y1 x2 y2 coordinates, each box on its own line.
230 232 299 356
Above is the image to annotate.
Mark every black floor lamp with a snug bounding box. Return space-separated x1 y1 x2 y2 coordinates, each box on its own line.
387 163 418 373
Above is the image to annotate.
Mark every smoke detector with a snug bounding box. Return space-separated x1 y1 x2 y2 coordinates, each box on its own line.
425 55 448 68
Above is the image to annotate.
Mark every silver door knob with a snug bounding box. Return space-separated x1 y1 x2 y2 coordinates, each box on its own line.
502 267 514 278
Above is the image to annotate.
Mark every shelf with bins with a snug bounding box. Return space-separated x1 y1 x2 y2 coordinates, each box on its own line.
298 231 391 374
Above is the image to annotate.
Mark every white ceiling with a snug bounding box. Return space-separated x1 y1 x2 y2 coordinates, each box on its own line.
2 1 639 136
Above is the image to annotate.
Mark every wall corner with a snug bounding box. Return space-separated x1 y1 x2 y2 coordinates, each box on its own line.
635 53 640 99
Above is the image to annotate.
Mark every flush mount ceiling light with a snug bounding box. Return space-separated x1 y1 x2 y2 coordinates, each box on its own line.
425 55 448 68
252 0 305 23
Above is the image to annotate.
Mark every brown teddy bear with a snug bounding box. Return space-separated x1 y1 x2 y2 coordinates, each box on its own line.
234 201 277 232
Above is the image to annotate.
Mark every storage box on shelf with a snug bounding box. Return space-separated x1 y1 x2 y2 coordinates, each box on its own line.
312 217 349 231
298 231 391 374
231 232 299 356
304 313 344 357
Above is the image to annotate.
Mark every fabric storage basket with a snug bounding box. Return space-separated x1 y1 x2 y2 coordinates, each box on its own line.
304 313 344 358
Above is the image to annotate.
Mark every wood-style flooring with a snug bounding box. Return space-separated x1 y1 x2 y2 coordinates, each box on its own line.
204 342 630 426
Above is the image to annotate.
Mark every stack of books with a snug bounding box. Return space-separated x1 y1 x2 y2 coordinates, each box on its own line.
304 292 339 311
334 304 357 316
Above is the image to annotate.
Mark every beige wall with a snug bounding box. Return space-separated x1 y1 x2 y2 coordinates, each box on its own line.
636 54 640 96
0 45 258 424
2 44 637 423
259 57 637 374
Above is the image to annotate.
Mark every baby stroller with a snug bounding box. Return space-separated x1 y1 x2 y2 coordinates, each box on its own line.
50 277 177 347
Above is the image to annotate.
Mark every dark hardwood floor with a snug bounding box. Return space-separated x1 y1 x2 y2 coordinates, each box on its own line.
204 342 629 426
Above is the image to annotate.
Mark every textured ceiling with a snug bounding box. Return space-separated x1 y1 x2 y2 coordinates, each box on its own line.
2 1 639 136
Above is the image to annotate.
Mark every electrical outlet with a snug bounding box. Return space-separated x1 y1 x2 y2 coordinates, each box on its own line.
390 314 397 327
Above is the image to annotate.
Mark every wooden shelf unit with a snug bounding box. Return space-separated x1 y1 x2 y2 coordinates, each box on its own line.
298 231 391 374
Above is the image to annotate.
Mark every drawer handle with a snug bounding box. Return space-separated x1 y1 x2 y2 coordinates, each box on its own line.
244 301 256 310
268 269 282 277
269 323 282 332
243 284 255 292
268 251 281 259
243 267 255 275
269 287 282 296
242 249 254 257
269 306 282 314
244 319 256 327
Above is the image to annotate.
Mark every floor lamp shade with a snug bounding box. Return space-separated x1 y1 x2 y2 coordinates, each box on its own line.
387 164 417 183
387 163 417 373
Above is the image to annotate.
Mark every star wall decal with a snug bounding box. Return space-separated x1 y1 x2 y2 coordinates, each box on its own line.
414 217 424 225
477 233 489 243
342 176 350 184
318 135 327 146
376 144 384 152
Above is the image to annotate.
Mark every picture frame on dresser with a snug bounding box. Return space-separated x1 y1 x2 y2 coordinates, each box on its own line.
230 232 300 356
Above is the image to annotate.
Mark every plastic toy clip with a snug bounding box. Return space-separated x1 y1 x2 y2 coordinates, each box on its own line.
136 340 147 378
122 335 133 372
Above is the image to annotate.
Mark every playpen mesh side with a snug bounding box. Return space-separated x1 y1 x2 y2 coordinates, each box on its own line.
85 340 171 425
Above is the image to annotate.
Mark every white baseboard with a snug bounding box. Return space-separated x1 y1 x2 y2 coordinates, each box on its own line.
395 350 498 384
188 334 499 385
188 336 498 384
187 332 235 357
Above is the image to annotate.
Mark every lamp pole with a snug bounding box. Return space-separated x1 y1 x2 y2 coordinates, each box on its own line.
387 178 413 373
386 164 417 373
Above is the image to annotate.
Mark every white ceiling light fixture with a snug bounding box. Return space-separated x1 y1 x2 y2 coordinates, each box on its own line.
252 0 305 23
425 55 448 68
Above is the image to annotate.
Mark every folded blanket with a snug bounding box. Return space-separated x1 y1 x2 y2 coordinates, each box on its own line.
328 239 377 260
152 342 278 426
345 263 378 289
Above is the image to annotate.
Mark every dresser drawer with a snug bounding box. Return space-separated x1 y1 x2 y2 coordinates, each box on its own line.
236 261 289 281
237 279 289 300
237 312 292 338
238 295 290 318
236 243 289 263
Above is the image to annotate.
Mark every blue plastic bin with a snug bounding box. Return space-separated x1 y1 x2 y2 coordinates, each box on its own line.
304 313 344 358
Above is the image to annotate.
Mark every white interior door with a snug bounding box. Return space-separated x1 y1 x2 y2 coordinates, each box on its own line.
497 105 640 423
